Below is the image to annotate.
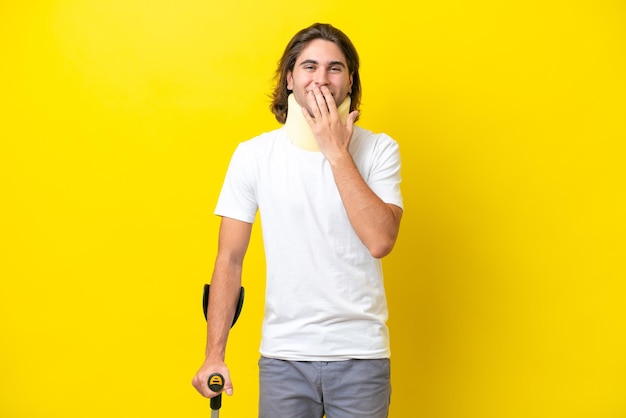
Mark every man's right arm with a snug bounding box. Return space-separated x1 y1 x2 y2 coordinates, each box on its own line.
192 216 253 398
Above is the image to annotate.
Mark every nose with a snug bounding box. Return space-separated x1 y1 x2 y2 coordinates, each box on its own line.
314 69 329 86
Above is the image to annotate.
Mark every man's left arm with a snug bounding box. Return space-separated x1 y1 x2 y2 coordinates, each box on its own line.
303 85 403 258
330 155 403 258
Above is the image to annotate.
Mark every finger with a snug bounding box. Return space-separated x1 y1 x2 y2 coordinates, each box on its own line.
192 375 215 398
320 85 338 117
305 89 321 118
224 383 234 396
311 86 330 120
301 105 315 127
342 110 358 143
223 373 234 396
346 110 359 127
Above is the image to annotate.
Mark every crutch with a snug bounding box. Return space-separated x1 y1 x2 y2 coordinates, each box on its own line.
202 284 245 418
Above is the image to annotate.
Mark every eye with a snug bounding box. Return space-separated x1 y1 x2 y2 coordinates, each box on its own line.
303 65 316 71
329 66 343 73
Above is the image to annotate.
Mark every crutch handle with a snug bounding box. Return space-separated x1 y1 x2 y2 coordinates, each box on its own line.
208 373 224 411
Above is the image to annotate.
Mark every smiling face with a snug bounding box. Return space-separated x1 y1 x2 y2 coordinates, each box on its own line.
286 39 354 115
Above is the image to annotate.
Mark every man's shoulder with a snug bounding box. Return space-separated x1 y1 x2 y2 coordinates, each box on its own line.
352 126 398 152
237 127 284 151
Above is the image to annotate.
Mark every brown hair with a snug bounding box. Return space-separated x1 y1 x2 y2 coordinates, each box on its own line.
270 23 361 124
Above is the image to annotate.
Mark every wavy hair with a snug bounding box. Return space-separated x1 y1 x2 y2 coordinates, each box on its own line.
270 23 361 124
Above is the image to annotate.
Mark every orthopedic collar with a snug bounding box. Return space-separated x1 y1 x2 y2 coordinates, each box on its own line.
284 93 351 152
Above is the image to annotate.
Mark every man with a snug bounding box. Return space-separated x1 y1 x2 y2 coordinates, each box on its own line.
192 23 403 418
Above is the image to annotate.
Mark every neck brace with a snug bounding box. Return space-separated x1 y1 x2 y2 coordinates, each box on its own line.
284 93 351 152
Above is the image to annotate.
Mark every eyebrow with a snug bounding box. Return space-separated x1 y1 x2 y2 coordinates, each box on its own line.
299 59 347 68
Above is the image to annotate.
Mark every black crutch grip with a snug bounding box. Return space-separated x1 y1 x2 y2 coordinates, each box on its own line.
210 394 222 411
208 373 224 411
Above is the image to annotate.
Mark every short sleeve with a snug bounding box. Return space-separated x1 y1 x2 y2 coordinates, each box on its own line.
214 143 258 223
368 135 404 210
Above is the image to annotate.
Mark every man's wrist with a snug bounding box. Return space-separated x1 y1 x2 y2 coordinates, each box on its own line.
328 151 355 172
205 349 226 362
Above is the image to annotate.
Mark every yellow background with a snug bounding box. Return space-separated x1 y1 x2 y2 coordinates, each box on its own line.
1 1 625 417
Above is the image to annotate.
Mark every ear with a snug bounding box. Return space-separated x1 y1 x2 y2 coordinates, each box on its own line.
287 71 294 90
349 73 354 92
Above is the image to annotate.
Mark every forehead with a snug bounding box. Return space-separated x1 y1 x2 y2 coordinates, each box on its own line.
295 39 347 65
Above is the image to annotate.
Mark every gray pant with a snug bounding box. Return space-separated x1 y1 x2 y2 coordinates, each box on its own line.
258 357 390 418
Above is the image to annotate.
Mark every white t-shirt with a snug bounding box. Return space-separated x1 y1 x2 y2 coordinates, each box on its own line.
215 126 403 361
